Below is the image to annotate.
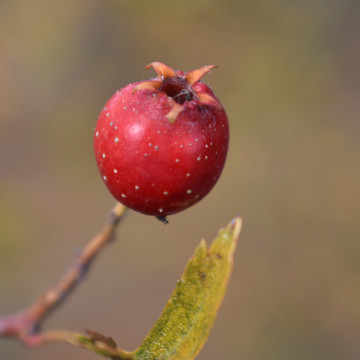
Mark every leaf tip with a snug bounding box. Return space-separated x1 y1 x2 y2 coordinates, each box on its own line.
229 216 242 240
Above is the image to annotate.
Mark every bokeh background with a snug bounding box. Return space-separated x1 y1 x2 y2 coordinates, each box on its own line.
1 1 359 359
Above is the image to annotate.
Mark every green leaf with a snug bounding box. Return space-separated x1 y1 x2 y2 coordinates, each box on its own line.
134 216 242 360
59 216 241 360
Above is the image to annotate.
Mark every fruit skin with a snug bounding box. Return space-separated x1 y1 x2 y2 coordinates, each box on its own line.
94 62 229 218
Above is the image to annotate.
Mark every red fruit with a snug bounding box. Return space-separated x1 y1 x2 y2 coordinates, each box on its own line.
94 62 229 220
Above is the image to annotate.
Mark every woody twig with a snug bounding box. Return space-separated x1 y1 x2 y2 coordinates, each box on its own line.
0 203 127 347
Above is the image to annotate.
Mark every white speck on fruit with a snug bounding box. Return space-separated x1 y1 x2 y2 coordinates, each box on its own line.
195 138 199 142
205 155 208 160
121 194 126 198
113 169 118 174
158 208 164 213
103 107 107 111
106 112 110 117
114 126 118 130
157 130 161 134
102 153 106 159
154 145 159 150
197 156 201 161
180 144 184 148
163 191 168 196
144 153 148 157
195 194 200 198
114 137 119 143
135 185 139 190
188 143 192 146
175 159 180 163
205 144 209 148
110 122 114 126
95 131 99 137
213 177 217 181
210 142 213 146
123 106 127 110
186 173 191 177
149 142 153 147
103 175 107 181
186 189 192 194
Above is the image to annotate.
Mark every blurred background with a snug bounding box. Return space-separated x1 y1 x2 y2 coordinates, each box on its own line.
0 1 359 359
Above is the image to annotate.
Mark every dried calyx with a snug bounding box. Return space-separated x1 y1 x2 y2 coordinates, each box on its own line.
135 62 217 123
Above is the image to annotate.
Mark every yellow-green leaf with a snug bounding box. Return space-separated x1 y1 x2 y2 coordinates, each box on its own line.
134 216 242 360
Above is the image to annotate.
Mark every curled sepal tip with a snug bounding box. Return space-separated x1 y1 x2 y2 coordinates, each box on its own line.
134 216 242 360
145 61 176 79
185 64 217 85
133 80 162 93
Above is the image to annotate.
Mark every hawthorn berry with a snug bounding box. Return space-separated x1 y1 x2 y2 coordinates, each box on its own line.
94 62 229 221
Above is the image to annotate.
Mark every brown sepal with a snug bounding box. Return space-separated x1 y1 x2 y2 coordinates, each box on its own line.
133 80 162 92
185 65 217 85
165 102 184 124
145 62 176 79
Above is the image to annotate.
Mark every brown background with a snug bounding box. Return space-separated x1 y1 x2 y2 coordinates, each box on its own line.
1 1 359 359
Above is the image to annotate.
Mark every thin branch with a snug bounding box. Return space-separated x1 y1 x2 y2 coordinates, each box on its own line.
0 202 127 345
